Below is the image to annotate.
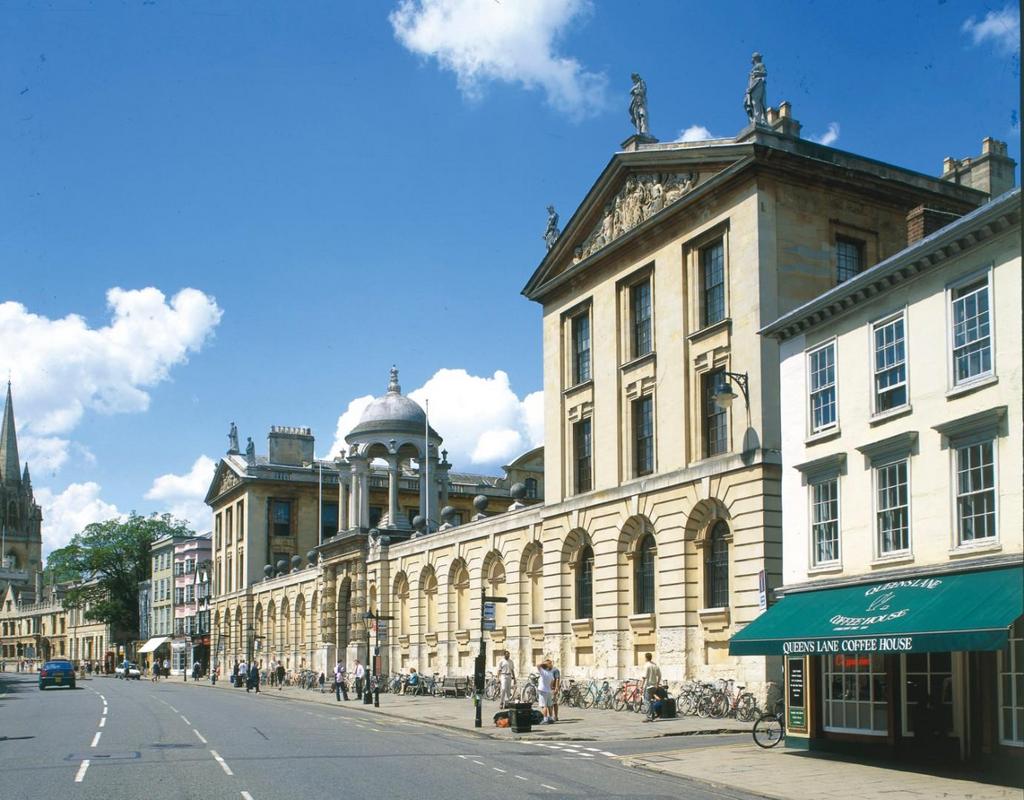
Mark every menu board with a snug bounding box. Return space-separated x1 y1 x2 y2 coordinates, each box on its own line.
787 656 807 733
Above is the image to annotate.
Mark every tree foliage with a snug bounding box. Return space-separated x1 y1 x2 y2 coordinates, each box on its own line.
47 513 194 635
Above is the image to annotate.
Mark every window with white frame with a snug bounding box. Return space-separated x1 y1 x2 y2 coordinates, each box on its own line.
876 459 909 555
811 478 840 566
808 342 837 433
873 314 907 412
950 276 992 385
822 652 888 735
999 618 1024 746
956 439 996 544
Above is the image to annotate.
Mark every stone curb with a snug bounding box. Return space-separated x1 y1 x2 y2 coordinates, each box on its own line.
627 758 776 800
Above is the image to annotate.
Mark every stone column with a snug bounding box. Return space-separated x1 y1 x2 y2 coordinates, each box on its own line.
335 458 350 532
322 565 337 668
386 456 400 529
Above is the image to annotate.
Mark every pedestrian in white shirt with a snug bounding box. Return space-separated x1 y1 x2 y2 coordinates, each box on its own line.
642 652 661 717
537 658 556 724
497 650 516 709
354 660 366 699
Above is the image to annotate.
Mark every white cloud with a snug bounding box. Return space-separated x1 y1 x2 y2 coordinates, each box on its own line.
36 482 122 557
811 122 840 146
329 368 543 470
676 124 715 142
0 287 222 473
145 455 217 533
962 6 1020 55
390 0 606 118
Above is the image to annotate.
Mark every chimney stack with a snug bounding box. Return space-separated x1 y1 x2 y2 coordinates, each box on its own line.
942 137 1016 197
906 205 962 245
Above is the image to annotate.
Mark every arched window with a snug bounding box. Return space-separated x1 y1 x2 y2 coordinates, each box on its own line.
453 564 470 630
395 575 410 636
576 545 594 619
705 521 730 608
633 534 656 614
422 571 438 633
527 550 544 626
487 559 507 628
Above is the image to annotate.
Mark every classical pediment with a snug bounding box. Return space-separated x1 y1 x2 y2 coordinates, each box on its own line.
204 459 245 505
570 170 700 264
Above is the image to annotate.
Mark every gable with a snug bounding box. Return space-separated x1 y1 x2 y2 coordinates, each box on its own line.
204 459 245 505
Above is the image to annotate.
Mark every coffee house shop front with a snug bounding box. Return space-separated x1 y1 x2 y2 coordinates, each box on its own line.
730 563 1023 765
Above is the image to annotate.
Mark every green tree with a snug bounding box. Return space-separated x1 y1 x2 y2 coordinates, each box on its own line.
47 513 194 635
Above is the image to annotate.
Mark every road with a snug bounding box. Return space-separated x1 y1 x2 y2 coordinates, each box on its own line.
0 671 761 800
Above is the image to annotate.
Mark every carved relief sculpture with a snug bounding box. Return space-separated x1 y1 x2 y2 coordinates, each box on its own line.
573 171 699 262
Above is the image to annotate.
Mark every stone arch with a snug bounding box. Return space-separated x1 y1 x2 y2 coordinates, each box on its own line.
310 591 319 652
266 600 276 655
562 529 594 621
519 541 544 627
616 515 657 623
337 577 352 654
419 564 438 634
481 550 507 629
234 607 243 660
448 558 470 632
685 499 734 612
393 572 410 636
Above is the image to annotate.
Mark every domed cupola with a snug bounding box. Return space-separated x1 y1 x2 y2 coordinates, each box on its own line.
346 367 439 443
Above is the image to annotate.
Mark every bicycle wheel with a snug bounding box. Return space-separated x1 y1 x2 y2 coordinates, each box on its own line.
709 691 728 718
485 681 499 701
522 684 537 704
736 692 759 723
613 688 627 712
579 687 595 709
753 713 784 748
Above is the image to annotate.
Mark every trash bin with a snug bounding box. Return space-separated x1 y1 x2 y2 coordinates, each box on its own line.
660 697 677 719
509 702 533 733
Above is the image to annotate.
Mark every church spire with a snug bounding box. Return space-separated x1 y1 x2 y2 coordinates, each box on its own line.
0 381 20 486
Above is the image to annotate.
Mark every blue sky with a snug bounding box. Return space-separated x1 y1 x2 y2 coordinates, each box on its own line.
0 0 1019 555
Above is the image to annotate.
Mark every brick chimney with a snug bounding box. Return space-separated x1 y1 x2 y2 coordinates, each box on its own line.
906 205 962 244
942 137 1016 197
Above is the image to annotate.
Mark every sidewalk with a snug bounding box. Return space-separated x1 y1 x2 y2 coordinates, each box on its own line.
630 741 1021 800
179 677 747 742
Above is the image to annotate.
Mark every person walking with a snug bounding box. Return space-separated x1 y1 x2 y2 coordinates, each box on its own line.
334 661 348 701
354 659 366 696
249 660 261 694
537 657 556 725
239 660 249 692
642 652 661 719
276 661 285 689
497 650 515 709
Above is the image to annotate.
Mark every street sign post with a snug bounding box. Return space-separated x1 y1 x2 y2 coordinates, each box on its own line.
476 591 507 728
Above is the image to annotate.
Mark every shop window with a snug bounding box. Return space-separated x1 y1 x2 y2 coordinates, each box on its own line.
576 545 594 620
633 534 656 614
901 652 954 737
950 276 992 386
999 619 1024 746
872 314 907 413
808 342 837 433
956 440 996 544
811 478 840 566
822 652 888 735
705 521 730 608
875 459 910 555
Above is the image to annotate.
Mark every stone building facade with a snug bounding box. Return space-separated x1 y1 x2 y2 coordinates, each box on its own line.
205 84 1006 697
0 383 43 587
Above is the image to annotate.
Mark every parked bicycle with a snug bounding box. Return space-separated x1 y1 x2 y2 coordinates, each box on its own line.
752 700 785 748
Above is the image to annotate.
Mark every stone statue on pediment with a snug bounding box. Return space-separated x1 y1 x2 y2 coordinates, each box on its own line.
245 436 256 466
744 52 768 126
629 73 649 136
227 422 239 454
543 205 560 250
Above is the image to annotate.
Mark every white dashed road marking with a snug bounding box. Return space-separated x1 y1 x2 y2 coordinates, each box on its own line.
98 717 106 728
90 732 101 748
74 759 90 783
241 792 255 800
493 768 506 773
210 750 234 776
194 729 208 744
541 784 558 791
181 715 190 725
514 775 527 781
167 704 179 713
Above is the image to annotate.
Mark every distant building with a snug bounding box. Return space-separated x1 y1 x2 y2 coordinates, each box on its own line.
172 532 211 674
0 382 43 590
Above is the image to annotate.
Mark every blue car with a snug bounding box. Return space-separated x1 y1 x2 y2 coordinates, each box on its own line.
39 659 77 690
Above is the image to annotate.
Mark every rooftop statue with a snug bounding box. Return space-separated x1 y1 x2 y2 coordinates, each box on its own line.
543 205 560 250
227 421 239 454
245 436 256 465
629 73 649 136
744 52 768 126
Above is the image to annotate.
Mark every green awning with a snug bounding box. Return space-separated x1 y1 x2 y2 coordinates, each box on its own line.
730 566 1023 656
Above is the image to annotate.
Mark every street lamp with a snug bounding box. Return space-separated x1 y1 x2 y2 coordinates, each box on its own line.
361 609 394 707
713 371 750 410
